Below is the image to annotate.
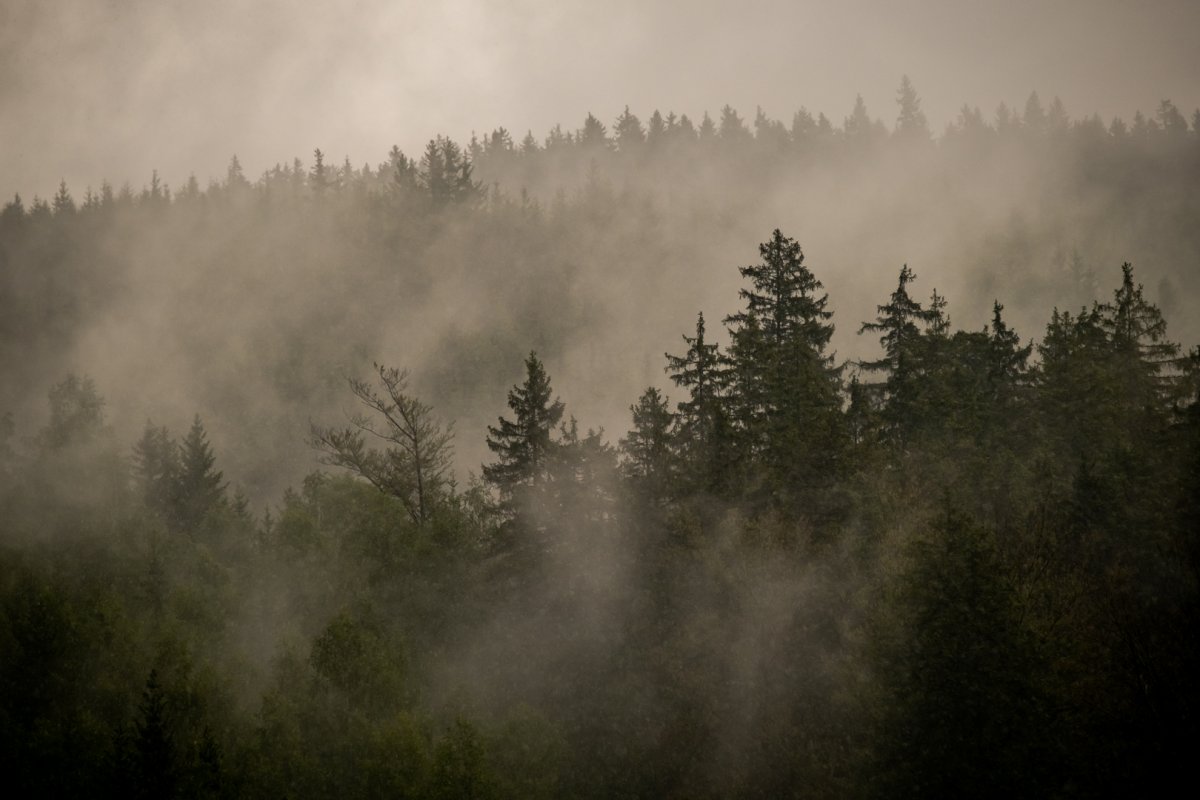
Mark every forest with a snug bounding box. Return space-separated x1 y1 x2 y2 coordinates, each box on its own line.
2 84 1199 797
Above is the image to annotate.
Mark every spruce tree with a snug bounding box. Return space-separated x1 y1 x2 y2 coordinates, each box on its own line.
619 387 675 502
1098 262 1182 409
894 75 931 142
724 230 846 504
483 352 565 514
665 312 734 495
133 421 179 518
176 415 226 530
858 265 939 444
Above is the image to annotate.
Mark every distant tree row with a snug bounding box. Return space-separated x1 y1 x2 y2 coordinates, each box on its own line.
5 78 1197 217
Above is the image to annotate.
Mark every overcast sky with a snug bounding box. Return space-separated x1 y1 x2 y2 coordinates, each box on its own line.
2 0 1198 199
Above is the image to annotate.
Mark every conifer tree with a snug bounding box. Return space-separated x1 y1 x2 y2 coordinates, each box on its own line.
619 387 675 501
613 105 646 151
132 669 177 800
665 312 735 495
176 415 226 529
133 422 179 518
578 113 609 150
894 75 931 142
987 301 1032 395
718 105 751 143
1098 262 1181 406
483 352 565 513
311 365 454 525
52 181 75 216
858 265 939 443
310 148 329 196
724 230 846 503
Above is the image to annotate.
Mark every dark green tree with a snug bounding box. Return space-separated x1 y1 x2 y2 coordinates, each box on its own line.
724 229 846 504
483 352 565 514
133 421 180 518
665 312 735 495
176 415 226 530
619 387 675 502
858 265 939 444
1097 262 1182 409
131 670 177 800
872 510 1051 797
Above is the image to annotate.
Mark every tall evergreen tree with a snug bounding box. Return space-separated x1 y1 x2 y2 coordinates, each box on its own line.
613 106 646 152
894 75 931 142
724 230 846 506
483 352 565 514
858 265 939 443
133 421 179 519
619 387 675 503
1097 262 1182 409
176 415 226 530
665 312 734 494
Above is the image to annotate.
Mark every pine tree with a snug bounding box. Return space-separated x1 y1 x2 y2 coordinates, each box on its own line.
133 421 180 518
132 669 177 800
176 415 226 530
619 387 675 502
483 353 565 514
310 148 329 196
419 137 479 206
646 110 666 147
724 230 846 505
1098 262 1181 406
894 75 931 142
858 265 939 444
665 312 736 495
578 113 609 150
873 510 1049 796
987 301 1032 395
844 94 876 146
613 106 646 151
51 180 75 216
718 105 750 143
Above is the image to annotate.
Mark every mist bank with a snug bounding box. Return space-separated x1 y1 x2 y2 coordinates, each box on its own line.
2 89 1199 499
1 215 1197 795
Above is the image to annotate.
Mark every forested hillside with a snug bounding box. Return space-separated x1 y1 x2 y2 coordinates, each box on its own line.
2 88 1199 797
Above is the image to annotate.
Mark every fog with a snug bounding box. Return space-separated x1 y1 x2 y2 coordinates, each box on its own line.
2 2 1199 797
3 0 1199 200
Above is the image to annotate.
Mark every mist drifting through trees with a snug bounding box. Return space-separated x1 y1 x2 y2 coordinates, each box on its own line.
3 7 1200 797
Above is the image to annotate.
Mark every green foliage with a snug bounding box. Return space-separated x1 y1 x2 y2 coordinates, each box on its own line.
1 104 1199 798
618 386 675 502
665 312 736 495
870 510 1052 797
429 718 497 800
311 364 455 526
724 229 847 509
483 352 565 516
178 415 228 531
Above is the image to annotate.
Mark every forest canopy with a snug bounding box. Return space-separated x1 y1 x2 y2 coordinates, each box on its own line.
2 84 1199 797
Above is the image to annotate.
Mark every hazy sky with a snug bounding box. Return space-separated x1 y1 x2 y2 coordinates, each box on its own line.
2 0 1198 199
